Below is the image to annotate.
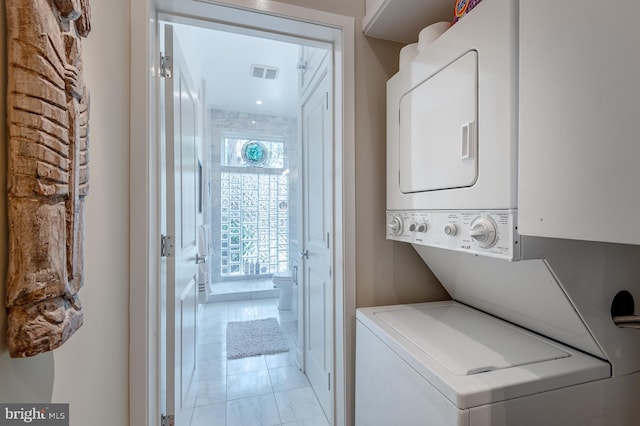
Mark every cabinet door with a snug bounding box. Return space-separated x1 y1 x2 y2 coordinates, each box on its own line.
518 1 640 245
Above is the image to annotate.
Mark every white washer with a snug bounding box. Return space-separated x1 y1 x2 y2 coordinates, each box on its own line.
356 301 612 426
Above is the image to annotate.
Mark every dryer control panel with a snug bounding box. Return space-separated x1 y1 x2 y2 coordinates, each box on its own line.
386 209 520 260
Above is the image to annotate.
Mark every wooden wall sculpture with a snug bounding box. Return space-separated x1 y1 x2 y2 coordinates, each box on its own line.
5 0 91 357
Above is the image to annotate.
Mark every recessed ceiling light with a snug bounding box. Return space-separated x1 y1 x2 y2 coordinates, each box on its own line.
256 100 263 105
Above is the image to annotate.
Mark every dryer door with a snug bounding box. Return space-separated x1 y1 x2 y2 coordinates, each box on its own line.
399 50 478 193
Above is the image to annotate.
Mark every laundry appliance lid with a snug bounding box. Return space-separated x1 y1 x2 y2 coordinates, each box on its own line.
357 301 610 408
375 303 568 375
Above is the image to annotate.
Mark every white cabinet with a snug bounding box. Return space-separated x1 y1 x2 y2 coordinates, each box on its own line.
363 0 452 43
518 1 640 245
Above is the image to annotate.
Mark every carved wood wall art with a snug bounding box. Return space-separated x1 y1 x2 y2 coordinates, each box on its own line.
5 0 91 357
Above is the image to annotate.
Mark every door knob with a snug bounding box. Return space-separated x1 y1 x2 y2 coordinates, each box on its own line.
196 254 207 264
298 250 309 259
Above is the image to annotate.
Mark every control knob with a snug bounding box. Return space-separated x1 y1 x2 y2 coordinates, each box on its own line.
417 223 428 233
469 217 498 248
444 223 457 236
388 215 404 236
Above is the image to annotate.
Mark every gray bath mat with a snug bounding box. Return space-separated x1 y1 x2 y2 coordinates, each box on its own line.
226 317 289 359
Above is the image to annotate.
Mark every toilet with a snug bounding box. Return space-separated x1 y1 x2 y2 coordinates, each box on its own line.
272 272 293 310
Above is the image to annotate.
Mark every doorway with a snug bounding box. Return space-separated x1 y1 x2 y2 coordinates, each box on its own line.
129 2 355 425
162 14 339 425
167 20 331 424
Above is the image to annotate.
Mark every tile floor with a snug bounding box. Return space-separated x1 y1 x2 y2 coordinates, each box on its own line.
190 297 329 426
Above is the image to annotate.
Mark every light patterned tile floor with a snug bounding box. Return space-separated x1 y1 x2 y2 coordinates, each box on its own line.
189 298 329 426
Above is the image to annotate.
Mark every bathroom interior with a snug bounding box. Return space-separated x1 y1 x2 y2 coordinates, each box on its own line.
168 21 333 426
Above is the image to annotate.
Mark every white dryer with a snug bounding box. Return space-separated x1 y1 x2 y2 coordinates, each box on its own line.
386 0 518 212
385 0 519 261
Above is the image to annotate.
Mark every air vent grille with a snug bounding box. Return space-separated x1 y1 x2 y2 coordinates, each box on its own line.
252 66 265 78
250 64 279 80
265 68 278 79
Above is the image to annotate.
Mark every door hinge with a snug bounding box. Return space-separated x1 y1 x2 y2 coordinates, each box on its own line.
325 92 329 110
161 234 175 257
328 372 331 391
160 54 173 79
161 414 174 426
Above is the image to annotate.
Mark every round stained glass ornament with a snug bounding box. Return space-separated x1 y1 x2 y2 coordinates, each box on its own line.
242 141 268 165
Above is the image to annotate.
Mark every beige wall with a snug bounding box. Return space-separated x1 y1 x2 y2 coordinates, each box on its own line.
275 0 449 307
0 1 130 425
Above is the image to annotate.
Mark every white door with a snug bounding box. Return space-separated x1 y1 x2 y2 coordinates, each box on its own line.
301 65 333 419
162 24 200 426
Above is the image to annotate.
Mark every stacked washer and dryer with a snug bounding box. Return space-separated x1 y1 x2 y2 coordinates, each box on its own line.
355 0 640 425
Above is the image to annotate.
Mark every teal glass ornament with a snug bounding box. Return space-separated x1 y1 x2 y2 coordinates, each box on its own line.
242 141 268 165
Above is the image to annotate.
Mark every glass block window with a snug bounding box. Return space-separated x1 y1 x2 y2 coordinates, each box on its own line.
219 137 289 277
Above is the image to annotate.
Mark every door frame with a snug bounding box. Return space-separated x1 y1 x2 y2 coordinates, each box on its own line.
130 1 356 425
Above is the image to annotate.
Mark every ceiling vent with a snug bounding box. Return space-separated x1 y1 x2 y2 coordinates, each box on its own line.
250 64 279 80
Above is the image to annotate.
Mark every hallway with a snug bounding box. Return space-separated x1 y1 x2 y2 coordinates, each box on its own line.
190 298 329 426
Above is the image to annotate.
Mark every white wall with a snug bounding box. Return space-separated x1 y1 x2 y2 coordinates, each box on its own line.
0 1 131 425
